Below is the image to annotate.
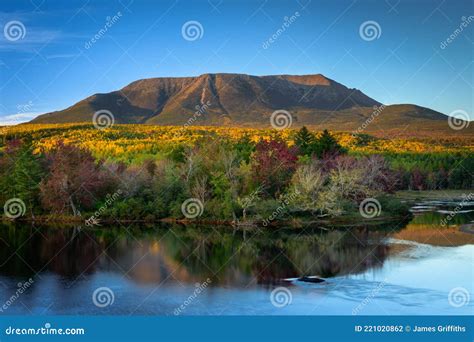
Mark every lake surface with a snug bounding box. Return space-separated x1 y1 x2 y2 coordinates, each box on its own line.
0 198 473 315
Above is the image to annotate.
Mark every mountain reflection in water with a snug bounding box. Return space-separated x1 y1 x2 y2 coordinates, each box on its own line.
0 199 472 315
0 224 394 286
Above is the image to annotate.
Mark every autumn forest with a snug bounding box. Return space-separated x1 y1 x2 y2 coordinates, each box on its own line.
0 124 472 224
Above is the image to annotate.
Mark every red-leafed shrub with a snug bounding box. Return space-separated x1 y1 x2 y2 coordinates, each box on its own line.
40 141 114 215
252 139 298 197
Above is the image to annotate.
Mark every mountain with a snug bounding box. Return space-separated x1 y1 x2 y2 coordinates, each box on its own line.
30 73 458 133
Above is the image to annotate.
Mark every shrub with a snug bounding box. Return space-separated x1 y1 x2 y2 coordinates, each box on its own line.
251 139 298 198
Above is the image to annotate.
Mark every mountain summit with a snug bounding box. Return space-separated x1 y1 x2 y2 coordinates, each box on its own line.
30 73 450 131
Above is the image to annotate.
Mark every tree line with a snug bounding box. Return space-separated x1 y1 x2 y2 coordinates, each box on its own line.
0 127 470 222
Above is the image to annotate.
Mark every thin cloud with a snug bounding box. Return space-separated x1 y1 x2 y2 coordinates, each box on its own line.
0 29 88 52
0 11 90 52
1 30 62 50
0 112 39 125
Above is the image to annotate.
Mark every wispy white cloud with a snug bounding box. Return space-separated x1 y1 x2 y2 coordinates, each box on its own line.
1 30 62 50
0 29 88 52
0 112 39 125
0 11 89 52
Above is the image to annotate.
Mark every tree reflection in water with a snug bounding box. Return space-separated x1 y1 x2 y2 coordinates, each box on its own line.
0 222 405 287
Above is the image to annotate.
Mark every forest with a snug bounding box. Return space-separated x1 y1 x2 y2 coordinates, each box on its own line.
0 124 472 224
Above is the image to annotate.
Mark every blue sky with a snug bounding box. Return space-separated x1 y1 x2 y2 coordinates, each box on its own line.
0 0 472 124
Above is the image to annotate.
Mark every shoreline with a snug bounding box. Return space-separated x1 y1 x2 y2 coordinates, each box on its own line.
460 223 474 235
1 212 412 228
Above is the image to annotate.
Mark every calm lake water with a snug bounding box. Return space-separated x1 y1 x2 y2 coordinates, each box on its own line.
0 199 473 315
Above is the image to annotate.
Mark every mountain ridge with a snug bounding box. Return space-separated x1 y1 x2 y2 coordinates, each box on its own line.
30 73 459 133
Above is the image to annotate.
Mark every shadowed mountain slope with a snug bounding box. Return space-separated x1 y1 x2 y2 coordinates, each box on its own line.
31 73 464 134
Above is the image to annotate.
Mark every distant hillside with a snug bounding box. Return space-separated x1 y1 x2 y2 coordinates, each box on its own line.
30 73 467 134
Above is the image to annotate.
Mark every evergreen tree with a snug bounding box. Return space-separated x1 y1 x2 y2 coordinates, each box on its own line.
0 140 44 215
294 126 316 156
294 128 345 158
313 129 345 158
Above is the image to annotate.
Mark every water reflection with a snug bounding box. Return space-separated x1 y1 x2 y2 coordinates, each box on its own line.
0 222 403 287
0 199 473 315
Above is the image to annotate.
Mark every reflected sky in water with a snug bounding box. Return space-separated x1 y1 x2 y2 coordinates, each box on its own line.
0 200 473 315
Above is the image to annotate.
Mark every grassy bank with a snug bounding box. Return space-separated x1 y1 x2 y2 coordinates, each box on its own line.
395 189 473 201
